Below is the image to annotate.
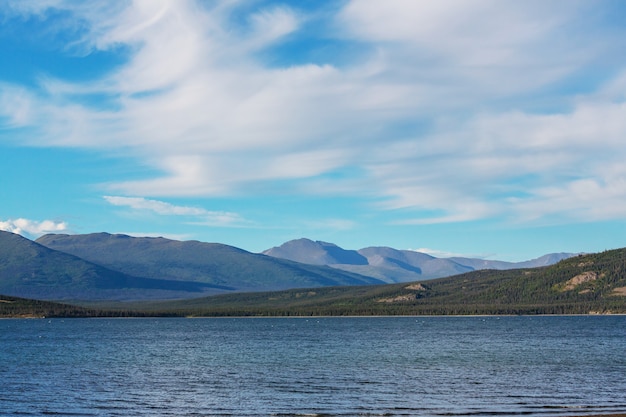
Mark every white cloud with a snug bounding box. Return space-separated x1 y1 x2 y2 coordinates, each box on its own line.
338 0 592 98
2 1 626 227
412 248 465 259
110 231 194 241
103 196 247 227
0 84 35 127
247 6 300 49
369 91 626 224
0 218 68 237
411 247 495 260
303 218 357 232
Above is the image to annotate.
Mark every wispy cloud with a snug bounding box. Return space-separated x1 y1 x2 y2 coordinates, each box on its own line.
303 218 357 232
0 218 68 237
103 196 247 227
110 231 194 241
2 1 626 227
411 247 496 260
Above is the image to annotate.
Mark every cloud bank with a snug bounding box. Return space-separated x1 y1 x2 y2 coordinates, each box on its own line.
0 218 68 237
2 0 626 226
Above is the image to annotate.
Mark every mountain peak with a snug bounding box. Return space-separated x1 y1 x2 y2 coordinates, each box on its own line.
263 238 368 265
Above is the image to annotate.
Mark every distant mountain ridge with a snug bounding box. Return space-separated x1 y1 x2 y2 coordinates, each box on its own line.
263 238 576 283
0 231 576 302
30 232 381 300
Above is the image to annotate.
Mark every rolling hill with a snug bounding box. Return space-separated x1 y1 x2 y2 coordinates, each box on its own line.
263 238 575 282
0 231 227 301
34 233 383 297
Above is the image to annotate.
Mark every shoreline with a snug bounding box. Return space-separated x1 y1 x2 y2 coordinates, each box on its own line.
561 415 626 417
3 313 626 319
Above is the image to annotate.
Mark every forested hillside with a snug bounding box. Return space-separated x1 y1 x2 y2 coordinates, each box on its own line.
0 295 98 318
138 248 626 316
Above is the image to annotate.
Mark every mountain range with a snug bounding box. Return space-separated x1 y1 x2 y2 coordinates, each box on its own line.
263 238 575 283
4 245 626 317
1 231 380 301
1 231 574 302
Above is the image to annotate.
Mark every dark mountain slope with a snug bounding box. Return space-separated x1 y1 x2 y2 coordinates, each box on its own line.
0 231 219 301
263 238 368 265
36 233 382 293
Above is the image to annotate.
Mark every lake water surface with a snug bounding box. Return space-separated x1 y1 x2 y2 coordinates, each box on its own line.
1 316 625 417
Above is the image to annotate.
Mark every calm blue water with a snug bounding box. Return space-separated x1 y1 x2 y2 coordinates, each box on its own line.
1 316 625 417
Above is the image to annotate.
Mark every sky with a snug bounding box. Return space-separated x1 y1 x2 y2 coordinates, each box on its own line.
1 0 626 261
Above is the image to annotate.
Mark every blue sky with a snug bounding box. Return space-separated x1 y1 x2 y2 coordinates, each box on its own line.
2 0 626 261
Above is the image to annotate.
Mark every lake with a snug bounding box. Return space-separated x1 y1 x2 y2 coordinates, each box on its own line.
1 316 625 417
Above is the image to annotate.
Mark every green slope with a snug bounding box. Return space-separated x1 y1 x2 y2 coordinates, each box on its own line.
133 248 626 316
